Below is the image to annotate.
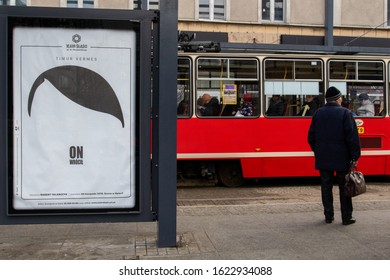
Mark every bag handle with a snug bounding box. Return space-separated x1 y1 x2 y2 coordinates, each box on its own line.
349 160 358 173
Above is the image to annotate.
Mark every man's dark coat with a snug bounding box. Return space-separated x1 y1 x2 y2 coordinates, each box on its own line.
308 102 361 172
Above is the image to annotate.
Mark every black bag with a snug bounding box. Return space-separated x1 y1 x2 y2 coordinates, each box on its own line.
345 162 366 197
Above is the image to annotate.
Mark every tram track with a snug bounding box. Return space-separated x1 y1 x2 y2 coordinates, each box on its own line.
176 182 390 218
176 178 390 208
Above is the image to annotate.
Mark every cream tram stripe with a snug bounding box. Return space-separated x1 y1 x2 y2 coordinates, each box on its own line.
177 150 390 159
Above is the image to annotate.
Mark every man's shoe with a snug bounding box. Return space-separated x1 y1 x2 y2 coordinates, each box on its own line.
325 217 334 224
342 218 356 225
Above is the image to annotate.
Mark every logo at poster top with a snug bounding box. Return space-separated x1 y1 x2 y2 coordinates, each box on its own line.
72 34 81 43
66 34 87 50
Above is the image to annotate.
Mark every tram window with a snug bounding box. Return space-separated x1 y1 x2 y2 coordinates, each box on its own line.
295 61 322 80
196 57 260 117
329 61 356 80
264 59 324 117
230 59 258 79
264 89 324 117
328 60 385 117
198 58 228 79
358 62 383 81
345 84 384 117
177 57 191 117
265 59 322 81
265 60 293 79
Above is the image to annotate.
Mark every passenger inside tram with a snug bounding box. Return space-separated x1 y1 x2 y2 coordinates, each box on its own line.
177 98 189 115
356 93 375 117
235 93 254 117
199 93 220 116
266 95 285 116
177 83 191 117
298 95 319 116
196 96 204 115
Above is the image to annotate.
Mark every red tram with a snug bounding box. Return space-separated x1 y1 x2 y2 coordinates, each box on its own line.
176 52 390 186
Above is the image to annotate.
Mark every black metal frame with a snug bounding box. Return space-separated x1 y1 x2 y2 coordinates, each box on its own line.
0 6 156 223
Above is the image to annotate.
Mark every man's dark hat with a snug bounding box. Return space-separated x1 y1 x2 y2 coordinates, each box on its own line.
325 86 342 102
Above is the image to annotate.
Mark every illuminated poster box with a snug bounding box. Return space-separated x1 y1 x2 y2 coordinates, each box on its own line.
12 27 137 212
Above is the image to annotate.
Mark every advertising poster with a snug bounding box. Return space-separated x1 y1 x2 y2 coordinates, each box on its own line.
12 27 137 211
222 84 237 105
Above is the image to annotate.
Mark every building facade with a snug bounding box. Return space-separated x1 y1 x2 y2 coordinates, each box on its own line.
2 0 390 46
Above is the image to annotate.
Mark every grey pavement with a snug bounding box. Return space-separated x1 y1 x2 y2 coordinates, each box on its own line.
0 184 390 260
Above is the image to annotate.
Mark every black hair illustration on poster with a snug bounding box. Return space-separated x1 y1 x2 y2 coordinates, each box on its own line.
28 65 125 128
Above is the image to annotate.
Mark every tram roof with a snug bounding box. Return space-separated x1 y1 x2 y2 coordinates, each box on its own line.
220 42 390 56
178 41 390 56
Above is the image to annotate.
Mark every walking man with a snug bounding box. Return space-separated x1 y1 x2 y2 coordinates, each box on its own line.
308 87 361 225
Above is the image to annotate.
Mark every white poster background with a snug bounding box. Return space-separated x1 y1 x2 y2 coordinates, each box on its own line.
13 27 136 210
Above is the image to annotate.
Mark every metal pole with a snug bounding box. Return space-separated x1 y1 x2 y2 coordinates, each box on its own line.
140 0 148 10
0 14 7 223
325 0 334 47
156 0 178 247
